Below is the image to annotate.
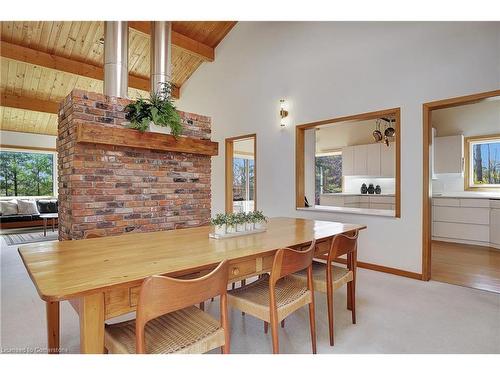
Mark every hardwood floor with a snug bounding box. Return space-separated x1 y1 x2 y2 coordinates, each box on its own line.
431 241 500 294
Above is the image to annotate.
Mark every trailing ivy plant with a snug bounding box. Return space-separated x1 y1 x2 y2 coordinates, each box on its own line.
124 82 182 137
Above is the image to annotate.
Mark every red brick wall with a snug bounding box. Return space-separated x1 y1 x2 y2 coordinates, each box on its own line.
57 89 212 240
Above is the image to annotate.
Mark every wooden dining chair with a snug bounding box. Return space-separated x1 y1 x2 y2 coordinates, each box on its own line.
291 231 359 346
228 240 317 354
104 260 230 354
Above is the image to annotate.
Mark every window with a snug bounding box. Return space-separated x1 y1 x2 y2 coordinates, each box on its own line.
465 135 500 189
315 151 342 204
0 149 56 197
225 135 256 213
232 157 255 212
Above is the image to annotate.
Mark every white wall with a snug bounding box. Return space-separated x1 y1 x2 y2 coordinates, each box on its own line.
0 130 56 149
315 119 376 152
432 99 500 137
177 21 500 274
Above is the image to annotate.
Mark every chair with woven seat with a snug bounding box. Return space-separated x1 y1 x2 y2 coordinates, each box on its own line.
228 240 317 354
104 260 230 354
291 231 359 346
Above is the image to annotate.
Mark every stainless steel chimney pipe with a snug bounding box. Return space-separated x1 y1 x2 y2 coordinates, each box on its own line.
150 21 172 97
103 21 128 98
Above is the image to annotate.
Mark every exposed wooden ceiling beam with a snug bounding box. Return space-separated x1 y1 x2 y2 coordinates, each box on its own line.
0 92 59 114
128 21 215 62
0 41 180 98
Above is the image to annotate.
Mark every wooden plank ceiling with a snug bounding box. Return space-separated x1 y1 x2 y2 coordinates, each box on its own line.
0 21 236 136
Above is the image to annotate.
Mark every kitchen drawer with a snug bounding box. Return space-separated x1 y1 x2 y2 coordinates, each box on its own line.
433 206 490 225
488 199 500 209
432 198 460 207
344 196 360 204
370 203 392 210
369 196 395 204
320 195 344 206
359 196 370 203
460 199 490 208
432 222 489 242
490 208 500 246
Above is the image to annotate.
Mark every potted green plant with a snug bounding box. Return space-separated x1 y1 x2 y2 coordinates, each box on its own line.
244 212 254 231
235 212 247 232
124 82 182 136
226 213 237 234
210 213 227 236
253 210 268 230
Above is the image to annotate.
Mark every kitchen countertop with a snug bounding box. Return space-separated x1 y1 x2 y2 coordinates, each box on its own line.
297 206 395 217
321 193 395 197
433 191 500 199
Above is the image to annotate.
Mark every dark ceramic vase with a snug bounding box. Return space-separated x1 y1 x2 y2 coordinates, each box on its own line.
361 183 368 194
368 184 375 194
375 185 381 194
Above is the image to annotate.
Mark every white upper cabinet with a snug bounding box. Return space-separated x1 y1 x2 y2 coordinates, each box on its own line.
434 135 464 174
380 142 396 177
341 146 355 176
366 143 381 176
342 142 394 176
353 144 368 175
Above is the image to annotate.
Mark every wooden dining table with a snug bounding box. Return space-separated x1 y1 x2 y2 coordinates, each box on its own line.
18 217 366 354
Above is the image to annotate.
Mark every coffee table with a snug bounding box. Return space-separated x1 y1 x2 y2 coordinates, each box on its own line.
40 213 58 237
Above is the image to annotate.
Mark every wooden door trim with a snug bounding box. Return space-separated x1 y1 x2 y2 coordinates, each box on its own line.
296 108 401 218
225 134 257 213
421 89 500 281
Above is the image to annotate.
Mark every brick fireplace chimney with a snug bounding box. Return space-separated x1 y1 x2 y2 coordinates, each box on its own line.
57 89 214 240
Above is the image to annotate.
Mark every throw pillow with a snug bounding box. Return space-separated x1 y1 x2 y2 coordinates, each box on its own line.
0 200 18 216
37 200 52 213
17 200 40 215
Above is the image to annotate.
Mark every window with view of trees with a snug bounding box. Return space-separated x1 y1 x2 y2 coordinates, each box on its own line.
315 152 342 204
233 158 255 202
468 137 500 188
0 150 55 197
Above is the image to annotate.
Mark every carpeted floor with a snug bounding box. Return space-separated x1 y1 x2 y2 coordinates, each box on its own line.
1 236 499 354
1 230 58 245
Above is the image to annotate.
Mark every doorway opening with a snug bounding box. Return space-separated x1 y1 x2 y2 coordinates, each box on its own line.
225 134 256 213
422 90 500 293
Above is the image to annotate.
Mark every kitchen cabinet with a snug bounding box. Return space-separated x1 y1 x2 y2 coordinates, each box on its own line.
434 135 464 174
353 145 368 175
432 197 499 248
342 142 394 177
366 143 381 176
490 200 500 247
380 142 396 177
320 194 395 210
341 146 355 176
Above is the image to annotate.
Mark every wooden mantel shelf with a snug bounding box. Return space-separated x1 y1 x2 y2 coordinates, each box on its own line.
76 123 218 156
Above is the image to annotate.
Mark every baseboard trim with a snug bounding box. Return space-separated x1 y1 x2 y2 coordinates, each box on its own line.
334 258 423 280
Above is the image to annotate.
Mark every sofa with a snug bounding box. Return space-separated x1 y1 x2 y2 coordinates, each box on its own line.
0 198 58 229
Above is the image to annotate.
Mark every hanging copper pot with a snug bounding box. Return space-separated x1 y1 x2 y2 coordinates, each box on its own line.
384 119 396 137
373 119 383 142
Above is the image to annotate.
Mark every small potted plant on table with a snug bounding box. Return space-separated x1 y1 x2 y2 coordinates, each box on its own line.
210 213 227 236
226 213 237 234
235 212 247 232
245 212 255 231
253 210 268 230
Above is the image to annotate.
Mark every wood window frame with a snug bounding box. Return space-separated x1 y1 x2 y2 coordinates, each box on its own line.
464 134 500 191
225 134 257 213
421 89 500 281
296 108 401 218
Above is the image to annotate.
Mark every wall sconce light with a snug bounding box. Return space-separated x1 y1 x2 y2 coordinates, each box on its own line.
280 99 289 127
